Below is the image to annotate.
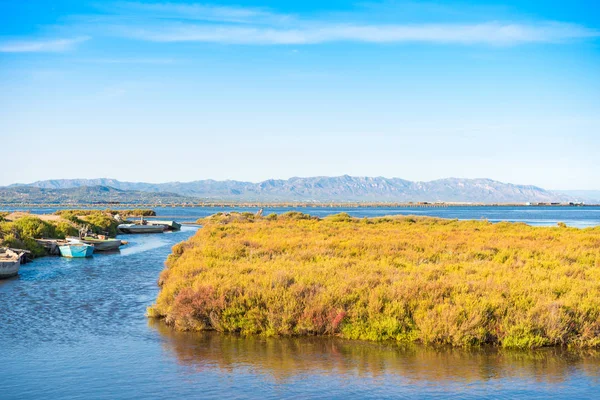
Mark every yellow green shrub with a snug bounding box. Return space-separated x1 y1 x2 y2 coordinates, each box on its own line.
150 213 600 348
54 210 120 236
0 217 56 256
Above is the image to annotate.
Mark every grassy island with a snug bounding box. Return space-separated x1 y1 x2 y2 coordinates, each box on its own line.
149 212 600 349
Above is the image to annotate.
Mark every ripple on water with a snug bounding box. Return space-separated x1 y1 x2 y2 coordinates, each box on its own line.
119 235 171 256
1 225 600 399
0 229 196 345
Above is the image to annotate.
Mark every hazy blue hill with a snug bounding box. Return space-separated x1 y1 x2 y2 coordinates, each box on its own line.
0 185 191 204
10 178 125 190
3 176 573 203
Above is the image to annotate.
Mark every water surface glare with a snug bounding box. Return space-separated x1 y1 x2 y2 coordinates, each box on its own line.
1 212 600 399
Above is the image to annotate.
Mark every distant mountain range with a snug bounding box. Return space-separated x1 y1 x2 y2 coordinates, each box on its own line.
0 185 191 205
0 176 580 204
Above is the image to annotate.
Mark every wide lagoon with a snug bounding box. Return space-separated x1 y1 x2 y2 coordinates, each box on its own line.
1 207 600 399
3 205 600 227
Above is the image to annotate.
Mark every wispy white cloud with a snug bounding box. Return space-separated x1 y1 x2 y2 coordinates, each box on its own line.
8 3 598 51
0 36 89 53
89 2 597 46
122 21 598 46
107 1 292 24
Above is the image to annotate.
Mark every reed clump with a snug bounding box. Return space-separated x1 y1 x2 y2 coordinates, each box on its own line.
54 210 120 236
149 213 600 349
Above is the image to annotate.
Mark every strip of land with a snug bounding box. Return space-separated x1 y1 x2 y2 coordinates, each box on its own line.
1 201 595 208
0 209 155 256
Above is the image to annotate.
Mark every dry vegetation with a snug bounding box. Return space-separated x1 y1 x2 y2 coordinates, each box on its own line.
149 212 600 348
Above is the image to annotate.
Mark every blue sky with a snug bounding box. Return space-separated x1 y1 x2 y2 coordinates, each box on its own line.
1 1 599 189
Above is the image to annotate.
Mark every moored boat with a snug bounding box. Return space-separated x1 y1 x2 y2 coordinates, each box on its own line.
67 236 122 252
0 248 22 279
58 243 94 258
117 223 167 234
145 220 181 231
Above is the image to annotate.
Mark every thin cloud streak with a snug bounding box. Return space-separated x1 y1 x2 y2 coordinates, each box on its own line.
4 3 598 51
123 22 598 45
109 1 293 24
77 57 177 64
0 36 89 53
94 2 599 46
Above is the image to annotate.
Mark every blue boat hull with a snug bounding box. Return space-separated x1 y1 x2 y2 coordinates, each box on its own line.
59 244 94 258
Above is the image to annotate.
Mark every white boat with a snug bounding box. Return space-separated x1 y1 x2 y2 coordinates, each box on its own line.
0 248 23 279
67 236 123 252
117 223 167 234
145 220 181 231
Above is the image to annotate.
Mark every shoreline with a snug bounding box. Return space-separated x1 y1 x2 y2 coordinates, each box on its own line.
0 209 155 258
1 201 597 209
153 319 600 354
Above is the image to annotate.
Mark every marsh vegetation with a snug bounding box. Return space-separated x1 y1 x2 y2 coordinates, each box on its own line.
150 212 600 348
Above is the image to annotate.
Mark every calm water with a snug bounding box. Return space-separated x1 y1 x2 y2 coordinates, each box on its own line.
3 205 600 227
1 208 600 399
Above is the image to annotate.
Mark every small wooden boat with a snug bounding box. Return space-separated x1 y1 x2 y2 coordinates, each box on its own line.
58 243 94 258
145 220 181 231
67 237 122 252
0 248 22 279
117 223 167 234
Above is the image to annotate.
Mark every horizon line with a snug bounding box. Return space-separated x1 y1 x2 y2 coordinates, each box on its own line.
3 175 593 191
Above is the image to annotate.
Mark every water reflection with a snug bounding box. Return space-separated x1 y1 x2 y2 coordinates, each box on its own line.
151 321 600 385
